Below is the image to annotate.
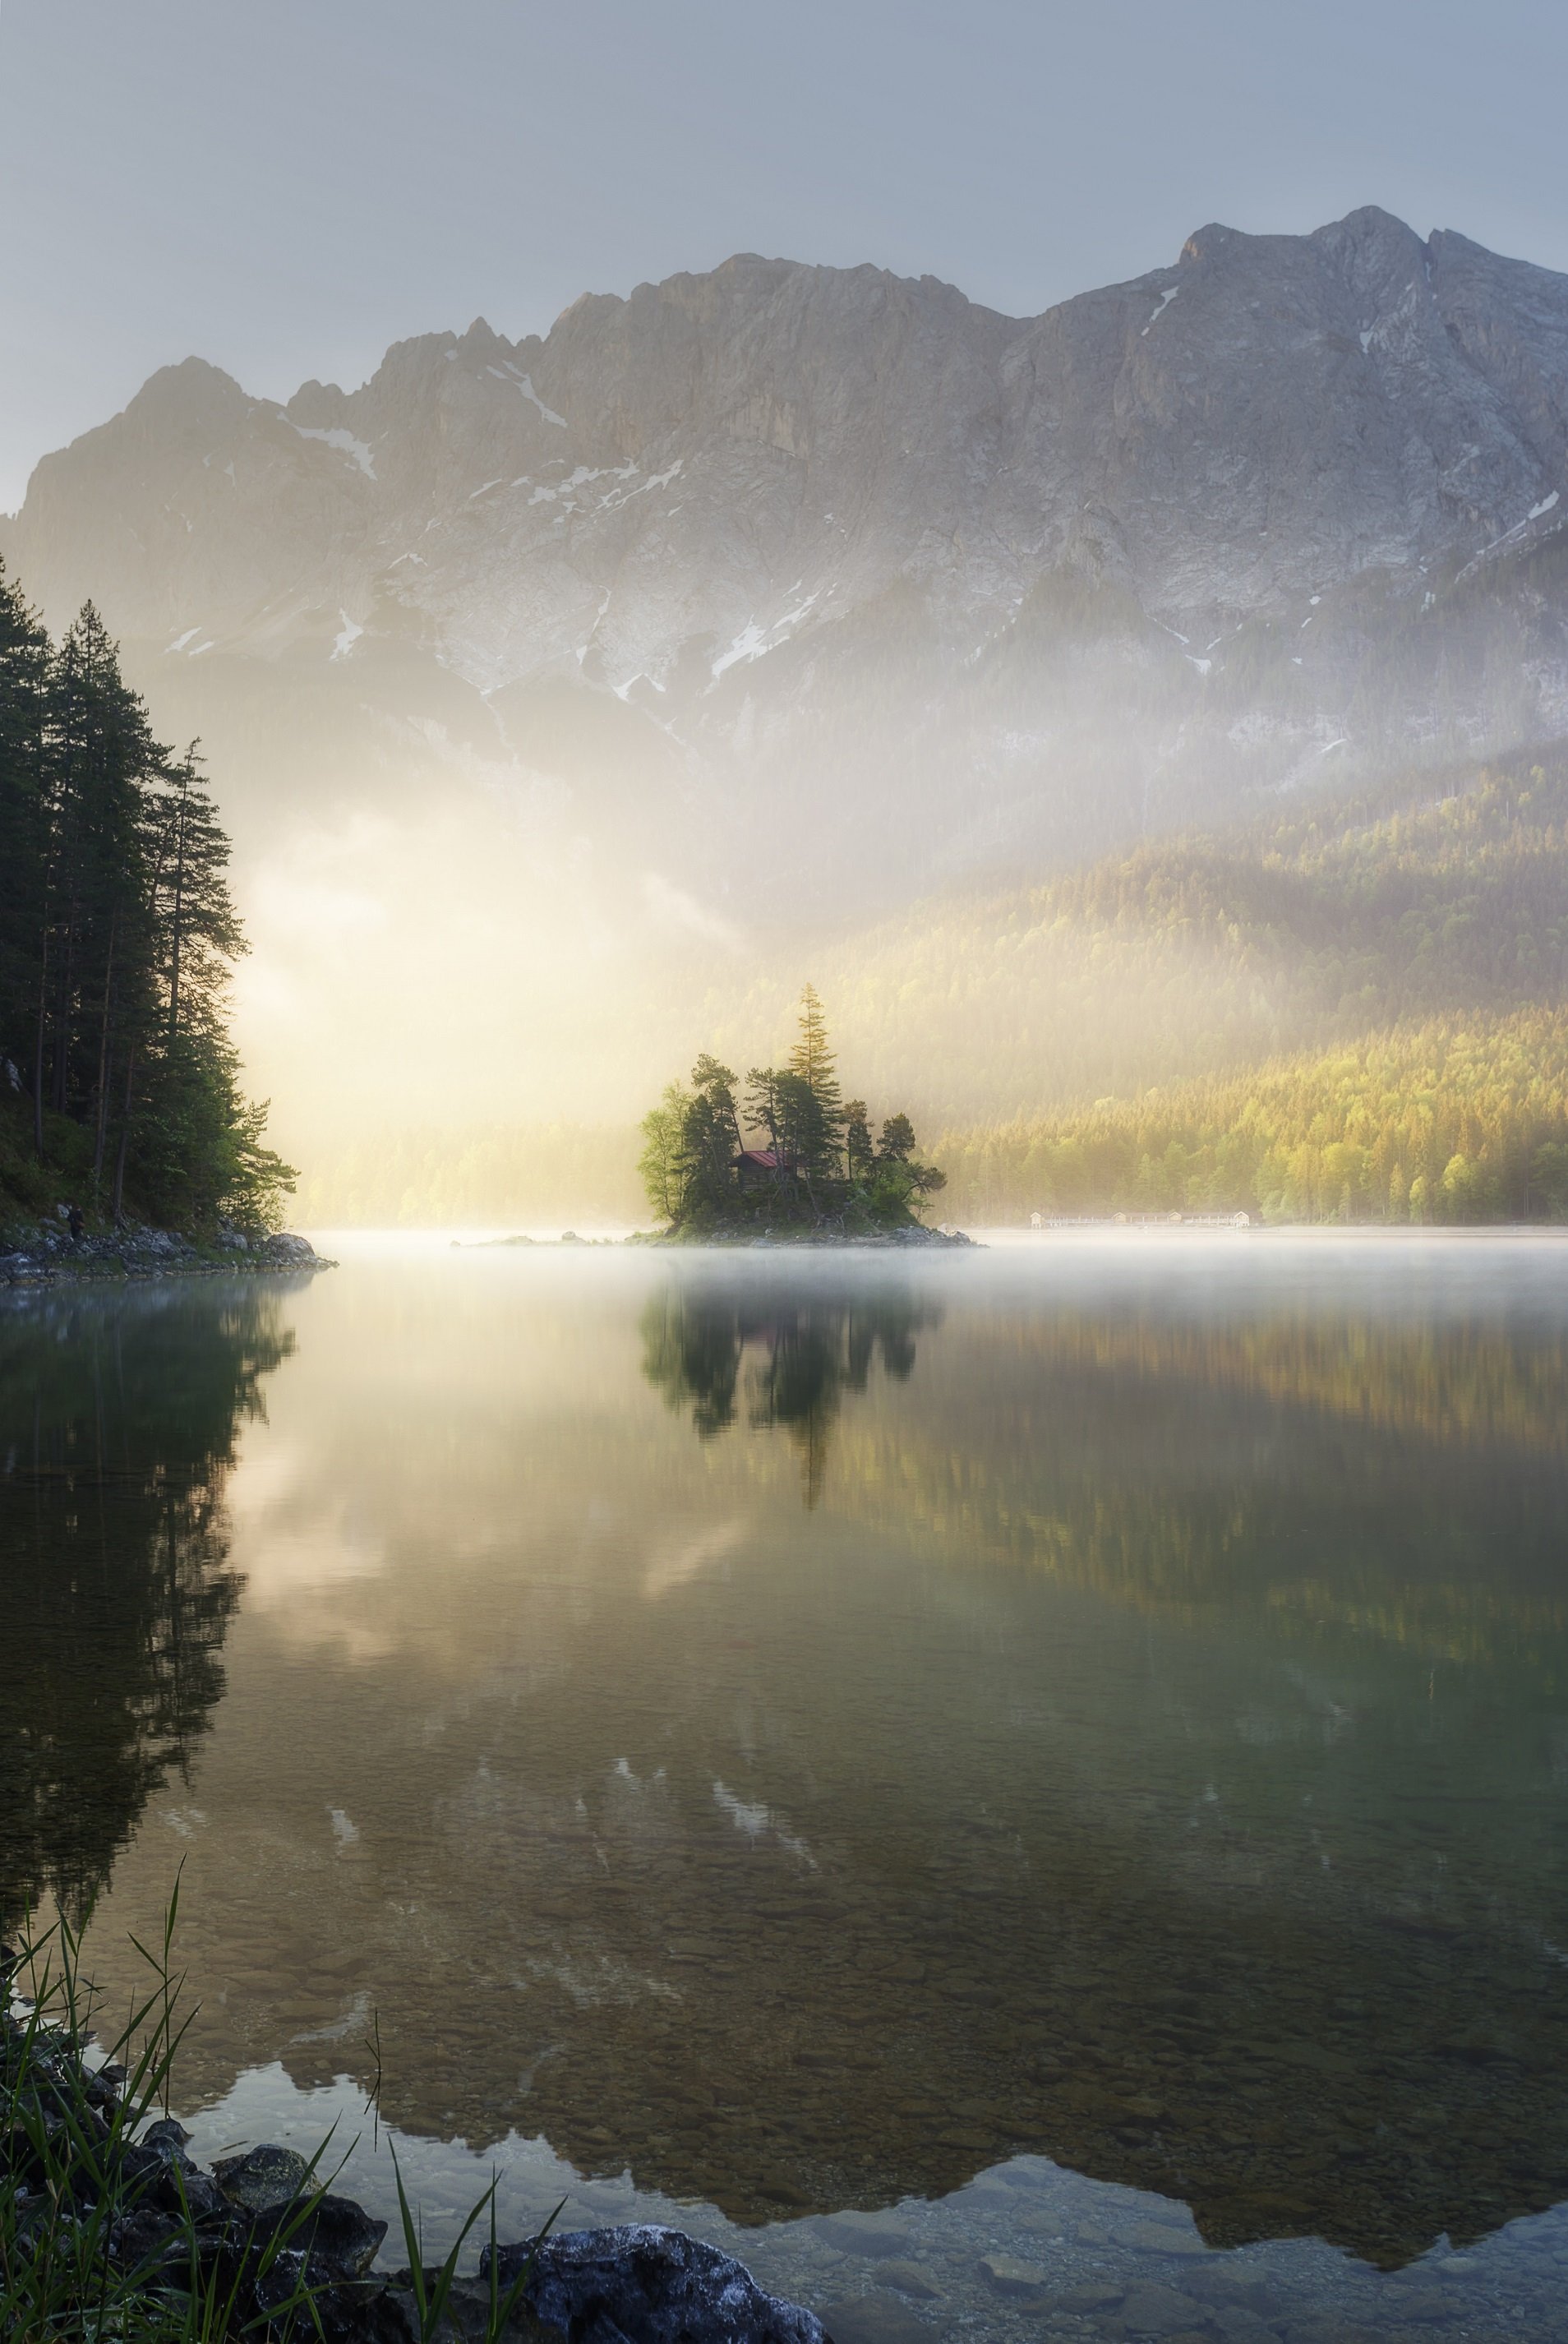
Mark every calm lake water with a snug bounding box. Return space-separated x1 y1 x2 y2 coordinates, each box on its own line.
6 1233 1568 2342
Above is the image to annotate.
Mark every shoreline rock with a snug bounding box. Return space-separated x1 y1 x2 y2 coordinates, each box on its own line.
4 1984 829 2344
484 2225 827 2344
0 1220 333 1286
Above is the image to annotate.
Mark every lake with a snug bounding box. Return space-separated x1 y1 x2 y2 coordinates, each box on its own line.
5 1232 1568 2342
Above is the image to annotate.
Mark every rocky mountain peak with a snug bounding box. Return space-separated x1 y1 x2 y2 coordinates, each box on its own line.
6 207 1568 909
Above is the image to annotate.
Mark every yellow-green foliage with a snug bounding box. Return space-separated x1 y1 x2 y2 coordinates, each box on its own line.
934 1008 1568 1223
727 748 1568 1128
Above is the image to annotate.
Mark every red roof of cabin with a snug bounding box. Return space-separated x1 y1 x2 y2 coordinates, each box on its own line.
736 1148 795 1170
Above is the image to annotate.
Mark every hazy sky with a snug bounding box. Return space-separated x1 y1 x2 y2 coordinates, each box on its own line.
4 0 1568 510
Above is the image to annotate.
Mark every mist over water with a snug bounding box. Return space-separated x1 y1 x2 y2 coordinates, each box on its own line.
8 1236 1568 2337
11 23 1568 2338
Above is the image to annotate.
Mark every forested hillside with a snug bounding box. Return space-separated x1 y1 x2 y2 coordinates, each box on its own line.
774 748 1568 1120
0 558 292 1235
915 752 1568 1221
936 1012 1568 1224
297 747 1568 1229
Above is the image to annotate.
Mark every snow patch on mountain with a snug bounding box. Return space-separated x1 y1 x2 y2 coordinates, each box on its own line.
500 365 567 427
13 206 1568 911
291 424 376 479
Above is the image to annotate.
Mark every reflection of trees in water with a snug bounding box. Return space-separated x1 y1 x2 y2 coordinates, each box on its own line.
641 1281 935 1504
814 1302 1568 1666
0 1284 297 1926
1034 1306 1568 1457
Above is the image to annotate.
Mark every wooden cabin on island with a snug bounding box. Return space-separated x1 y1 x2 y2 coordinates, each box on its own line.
735 1147 801 1189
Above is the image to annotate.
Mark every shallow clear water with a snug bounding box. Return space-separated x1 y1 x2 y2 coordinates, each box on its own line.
6 1233 1568 2342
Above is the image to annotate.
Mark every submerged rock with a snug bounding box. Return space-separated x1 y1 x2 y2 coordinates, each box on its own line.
813 2209 913 2257
482 2223 828 2344
978 2252 1050 2296
874 2263 941 2300
819 2294 933 2344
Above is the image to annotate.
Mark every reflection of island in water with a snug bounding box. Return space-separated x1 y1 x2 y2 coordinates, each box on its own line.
0 1283 296 1926
36 1257 1568 2273
641 1280 934 1502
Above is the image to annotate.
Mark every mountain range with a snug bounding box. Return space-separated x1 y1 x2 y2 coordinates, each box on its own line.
9 203 1568 923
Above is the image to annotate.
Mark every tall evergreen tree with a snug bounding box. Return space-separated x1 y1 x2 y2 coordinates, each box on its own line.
782 983 846 1184
0 560 52 1128
878 1114 916 1163
154 745 245 1043
0 572 293 1233
844 1100 873 1180
40 605 163 1164
680 1055 745 1213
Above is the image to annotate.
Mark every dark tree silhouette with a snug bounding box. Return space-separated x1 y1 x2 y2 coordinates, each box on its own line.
0 1280 297 1926
640 1278 938 1504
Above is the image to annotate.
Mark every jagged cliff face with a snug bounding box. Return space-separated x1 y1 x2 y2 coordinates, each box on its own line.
8 205 1568 912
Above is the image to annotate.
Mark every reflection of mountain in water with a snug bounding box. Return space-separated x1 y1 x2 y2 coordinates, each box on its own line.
55 1260 1568 2272
0 1284 296 1926
641 1280 934 1503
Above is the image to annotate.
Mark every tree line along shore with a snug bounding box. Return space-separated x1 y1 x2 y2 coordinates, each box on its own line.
0 559 293 1247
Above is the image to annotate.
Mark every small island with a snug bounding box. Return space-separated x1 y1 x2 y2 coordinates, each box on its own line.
638 985 959 1243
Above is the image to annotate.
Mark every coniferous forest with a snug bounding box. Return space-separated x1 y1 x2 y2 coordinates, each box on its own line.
0 559 293 1234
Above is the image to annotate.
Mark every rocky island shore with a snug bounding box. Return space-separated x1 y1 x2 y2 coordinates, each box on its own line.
639 1220 974 1248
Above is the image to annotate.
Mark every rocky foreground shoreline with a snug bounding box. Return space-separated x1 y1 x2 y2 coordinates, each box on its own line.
3 1984 828 2343
0 1220 330 1285
111 2127 828 2344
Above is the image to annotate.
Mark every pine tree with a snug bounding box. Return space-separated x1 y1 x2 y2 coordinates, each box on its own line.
679 1056 745 1214
786 984 846 1183
152 745 245 1043
0 571 293 1234
119 745 256 1219
878 1113 916 1163
844 1100 872 1179
0 560 52 1128
41 606 164 1180
789 984 834 1089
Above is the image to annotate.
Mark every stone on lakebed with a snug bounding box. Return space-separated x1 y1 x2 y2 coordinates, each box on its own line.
819 2291 934 2344
813 2208 914 2257
978 2253 1050 2296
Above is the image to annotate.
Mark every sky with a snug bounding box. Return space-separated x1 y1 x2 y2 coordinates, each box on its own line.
3 0 1568 510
